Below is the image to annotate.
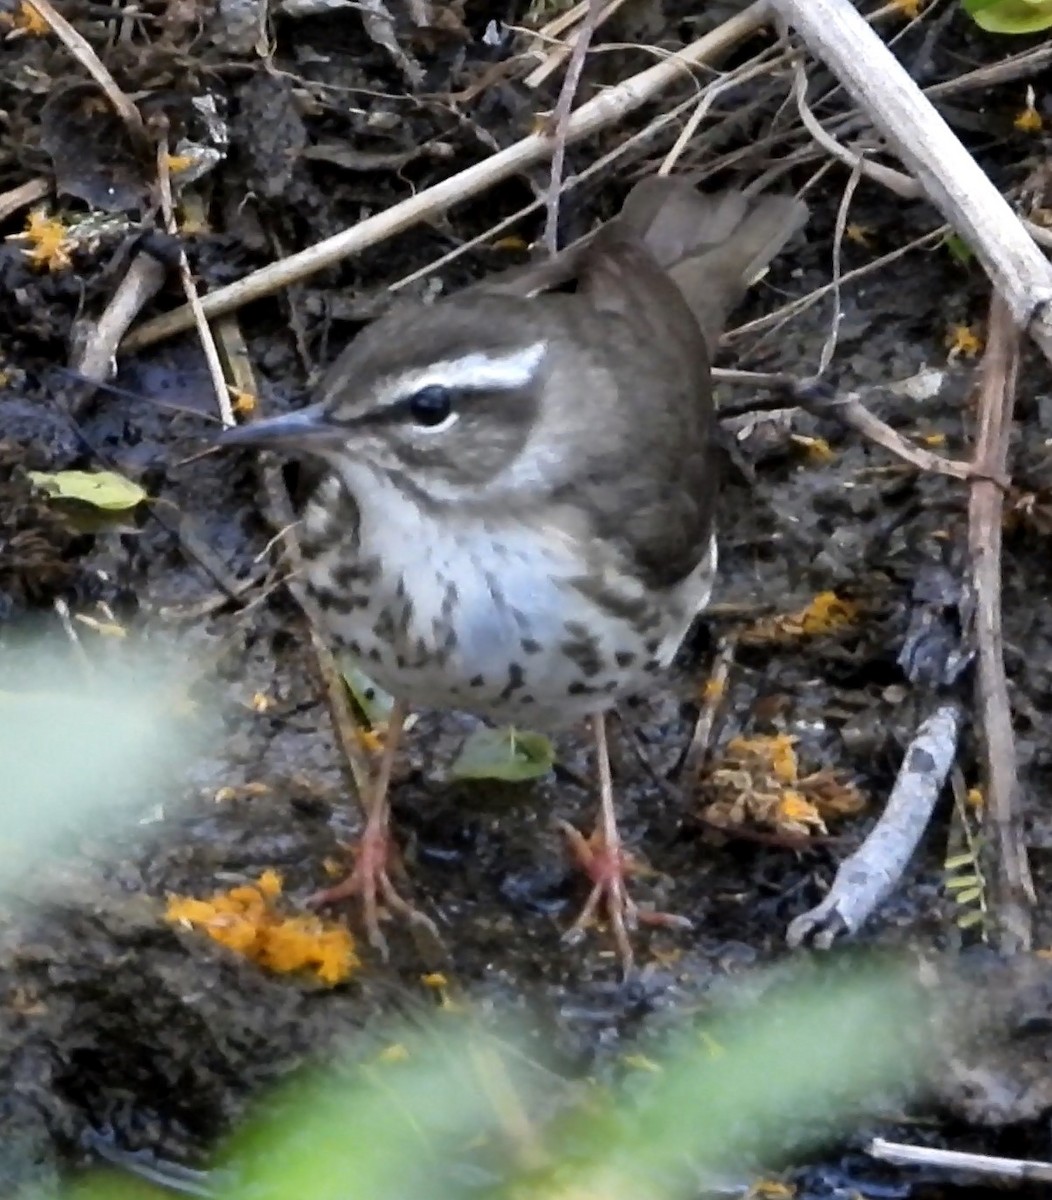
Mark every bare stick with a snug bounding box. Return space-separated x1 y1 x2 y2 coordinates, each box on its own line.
121 1 770 352
69 252 166 410
543 0 604 256
817 153 861 375
525 0 631 90
790 379 980 482
969 293 1034 951
792 56 917 201
869 1139 1052 1183
156 151 237 427
787 703 962 949
767 0 1052 366
0 177 50 223
680 636 735 780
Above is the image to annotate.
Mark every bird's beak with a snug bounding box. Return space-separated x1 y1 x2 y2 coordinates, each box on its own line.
218 403 344 453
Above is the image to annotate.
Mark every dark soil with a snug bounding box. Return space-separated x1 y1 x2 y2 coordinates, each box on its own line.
3 1 1052 1196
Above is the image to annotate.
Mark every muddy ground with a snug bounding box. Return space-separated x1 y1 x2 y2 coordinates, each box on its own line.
3 0 1052 1196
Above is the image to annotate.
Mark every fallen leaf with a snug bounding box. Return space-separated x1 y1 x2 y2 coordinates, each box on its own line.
450 726 554 782
28 469 146 511
340 658 395 724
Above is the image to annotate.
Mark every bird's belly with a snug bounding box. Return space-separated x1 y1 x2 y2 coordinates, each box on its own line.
308 528 717 729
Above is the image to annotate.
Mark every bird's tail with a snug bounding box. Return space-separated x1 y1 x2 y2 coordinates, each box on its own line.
614 177 808 350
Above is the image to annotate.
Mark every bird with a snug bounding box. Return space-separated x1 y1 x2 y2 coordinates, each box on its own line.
221 175 807 972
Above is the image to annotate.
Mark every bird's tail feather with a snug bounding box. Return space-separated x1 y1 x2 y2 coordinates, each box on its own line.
615 178 808 349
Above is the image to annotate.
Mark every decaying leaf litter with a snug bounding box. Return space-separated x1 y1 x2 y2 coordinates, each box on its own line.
4 0 1052 1193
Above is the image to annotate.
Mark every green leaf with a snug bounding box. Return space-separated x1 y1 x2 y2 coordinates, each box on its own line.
942 233 975 265
28 469 146 510
450 726 554 782
956 907 988 929
944 873 982 891
953 886 985 906
339 658 395 725
943 851 978 870
962 0 1052 34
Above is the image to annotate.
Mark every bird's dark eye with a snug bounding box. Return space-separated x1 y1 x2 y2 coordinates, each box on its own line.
407 385 454 427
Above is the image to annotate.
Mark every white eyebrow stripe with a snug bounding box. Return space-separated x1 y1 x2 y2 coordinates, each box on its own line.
384 341 548 400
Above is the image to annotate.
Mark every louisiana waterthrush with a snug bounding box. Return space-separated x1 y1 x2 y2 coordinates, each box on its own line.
222 176 807 970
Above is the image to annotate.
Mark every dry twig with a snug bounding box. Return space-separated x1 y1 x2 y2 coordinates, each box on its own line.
543 0 603 256
69 252 167 412
869 1138 1052 1184
787 703 963 949
156 151 236 428
969 293 1034 951
681 636 735 780
524 0 632 89
0 177 50 223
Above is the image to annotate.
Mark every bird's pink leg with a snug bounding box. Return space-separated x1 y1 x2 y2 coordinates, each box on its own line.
560 713 692 975
309 699 439 957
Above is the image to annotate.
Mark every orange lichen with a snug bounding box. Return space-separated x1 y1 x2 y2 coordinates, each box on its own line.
740 591 859 645
8 209 73 272
356 726 385 755
891 0 923 16
164 153 194 173
13 0 50 35
790 434 836 464
213 781 271 803
1015 103 1043 134
165 870 358 985
232 390 257 417
700 735 865 836
945 323 983 359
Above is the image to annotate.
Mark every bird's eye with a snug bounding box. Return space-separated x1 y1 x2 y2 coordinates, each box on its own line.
407 385 455 429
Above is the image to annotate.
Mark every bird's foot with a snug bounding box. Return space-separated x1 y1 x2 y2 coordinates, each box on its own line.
557 820 692 976
308 825 440 960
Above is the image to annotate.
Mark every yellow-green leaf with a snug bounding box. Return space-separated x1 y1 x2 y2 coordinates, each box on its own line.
944 873 982 891
963 0 1052 33
339 658 395 725
450 727 554 782
956 908 988 929
944 851 978 871
28 469 146 511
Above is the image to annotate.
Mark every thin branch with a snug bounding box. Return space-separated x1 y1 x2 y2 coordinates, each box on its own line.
817 152 861 375
0 177 50 223
792 56 918 200
869 1139 1052 1183
787 703 962 949
543 0 603 256
155 148 236 428
69 251 166 414
525 0 631 90
969 292 1034 951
